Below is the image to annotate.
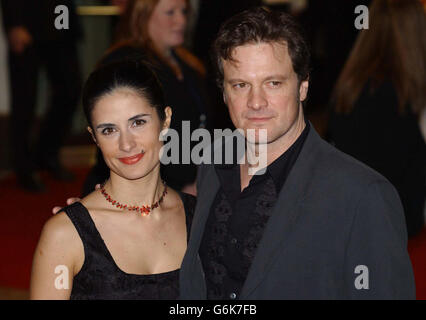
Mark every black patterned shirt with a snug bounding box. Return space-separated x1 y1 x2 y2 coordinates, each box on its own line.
199 122 310 299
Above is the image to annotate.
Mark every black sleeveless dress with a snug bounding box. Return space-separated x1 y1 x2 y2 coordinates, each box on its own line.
59 192 196 300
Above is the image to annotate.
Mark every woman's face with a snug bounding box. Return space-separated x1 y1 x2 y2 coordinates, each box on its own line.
148 0 187 52
89 88 171 181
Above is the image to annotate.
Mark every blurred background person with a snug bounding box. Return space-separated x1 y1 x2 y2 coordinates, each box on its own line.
0 5 9 127
110 0 130 13
296 0 370 119
328 0 426 237
1 0 82 192
82 0 212 196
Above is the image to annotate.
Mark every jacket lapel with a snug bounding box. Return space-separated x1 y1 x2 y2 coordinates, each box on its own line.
240 124 322 299
189 165 220 250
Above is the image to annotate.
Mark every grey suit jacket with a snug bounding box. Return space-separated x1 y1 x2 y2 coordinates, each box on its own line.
179 124 416 299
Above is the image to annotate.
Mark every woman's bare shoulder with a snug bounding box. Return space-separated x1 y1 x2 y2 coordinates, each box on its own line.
42 190 103 244
37 210 81 257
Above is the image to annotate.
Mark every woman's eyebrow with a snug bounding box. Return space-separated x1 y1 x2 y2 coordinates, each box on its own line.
128 113 150 121
95 114 151 129
96 123 115 129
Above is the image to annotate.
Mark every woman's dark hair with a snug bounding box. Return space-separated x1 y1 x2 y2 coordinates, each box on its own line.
82 59 166 128
212 6 311 90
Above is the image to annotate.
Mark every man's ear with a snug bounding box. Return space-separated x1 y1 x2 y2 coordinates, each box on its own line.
299 80 309 102
87 126 99 146
163 106 172 129
223 91 228 105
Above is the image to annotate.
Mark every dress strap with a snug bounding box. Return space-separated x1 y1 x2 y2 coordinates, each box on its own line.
60 202 109 256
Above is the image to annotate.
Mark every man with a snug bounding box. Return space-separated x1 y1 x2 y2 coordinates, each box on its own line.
1 0 82 191
179 7 415 299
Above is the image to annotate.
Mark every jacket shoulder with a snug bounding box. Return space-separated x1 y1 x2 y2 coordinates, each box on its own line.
314 136 391 188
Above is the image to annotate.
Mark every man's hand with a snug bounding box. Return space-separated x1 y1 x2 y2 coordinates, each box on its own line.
52 184 102 214
52 198 80 214
8 26 33 54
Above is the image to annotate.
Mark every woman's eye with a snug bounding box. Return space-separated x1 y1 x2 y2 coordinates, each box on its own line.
165 10 174 16
132 119 146 127
101 127 115 135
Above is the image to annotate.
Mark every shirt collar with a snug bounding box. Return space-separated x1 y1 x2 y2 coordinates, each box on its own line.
266 120 310 192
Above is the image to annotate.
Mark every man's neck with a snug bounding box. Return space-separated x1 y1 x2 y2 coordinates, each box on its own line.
240 115 306 191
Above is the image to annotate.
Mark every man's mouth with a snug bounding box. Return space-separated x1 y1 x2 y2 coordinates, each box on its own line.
247 117 273 123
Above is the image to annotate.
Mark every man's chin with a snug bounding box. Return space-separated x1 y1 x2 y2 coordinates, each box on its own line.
244 129 269 145
246 136 270 145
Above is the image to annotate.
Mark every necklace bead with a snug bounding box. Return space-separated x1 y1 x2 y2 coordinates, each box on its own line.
100 181 167 215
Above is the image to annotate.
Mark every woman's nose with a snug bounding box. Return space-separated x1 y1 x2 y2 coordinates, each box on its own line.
119 131 137 152
175 10 187 28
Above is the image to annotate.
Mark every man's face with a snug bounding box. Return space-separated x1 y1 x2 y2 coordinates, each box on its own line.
222 42 308 145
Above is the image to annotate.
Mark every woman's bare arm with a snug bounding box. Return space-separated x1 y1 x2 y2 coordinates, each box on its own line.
30 212 82 299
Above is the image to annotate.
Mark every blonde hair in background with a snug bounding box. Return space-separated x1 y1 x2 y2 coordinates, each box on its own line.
111 0 194 78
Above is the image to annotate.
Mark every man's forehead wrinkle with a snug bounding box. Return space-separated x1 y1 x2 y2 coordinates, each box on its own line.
223 44 290 83
226 41 289 64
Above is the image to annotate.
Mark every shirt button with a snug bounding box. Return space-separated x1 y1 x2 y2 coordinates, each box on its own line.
230 292 237 299
231 238 237 244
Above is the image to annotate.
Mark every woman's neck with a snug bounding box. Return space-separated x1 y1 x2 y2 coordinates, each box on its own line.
103 165 165 210
151 41 173 60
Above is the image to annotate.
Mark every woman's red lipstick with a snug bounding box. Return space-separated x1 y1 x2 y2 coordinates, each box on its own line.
118 152 144 165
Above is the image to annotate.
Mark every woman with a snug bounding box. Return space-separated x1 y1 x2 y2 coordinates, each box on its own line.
82 0 211 196
30 60 196 299
328 0 426 237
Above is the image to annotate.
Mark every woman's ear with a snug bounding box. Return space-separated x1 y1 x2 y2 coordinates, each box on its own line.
163 106 172 129
87 126 99 146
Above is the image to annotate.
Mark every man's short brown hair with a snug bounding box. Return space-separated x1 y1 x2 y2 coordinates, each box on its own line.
212 6 311 90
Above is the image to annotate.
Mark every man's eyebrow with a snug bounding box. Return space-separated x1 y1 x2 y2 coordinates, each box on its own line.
226 75 288 83
263 75 288 81
226 78 247 84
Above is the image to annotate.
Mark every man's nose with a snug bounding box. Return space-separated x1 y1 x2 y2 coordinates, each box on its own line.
247 87 267 110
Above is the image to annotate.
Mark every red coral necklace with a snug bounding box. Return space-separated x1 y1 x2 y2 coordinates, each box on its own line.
100 180 167 216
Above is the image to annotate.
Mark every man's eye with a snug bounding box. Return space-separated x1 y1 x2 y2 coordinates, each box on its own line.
269 81 281 87
101 127 115 135
234 83 246 89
